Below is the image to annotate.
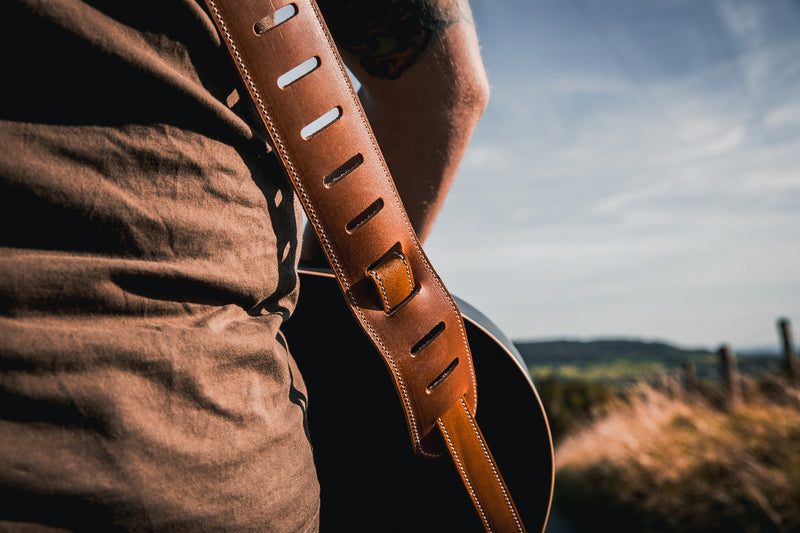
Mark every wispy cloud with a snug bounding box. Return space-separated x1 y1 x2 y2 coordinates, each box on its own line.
427 0 800 348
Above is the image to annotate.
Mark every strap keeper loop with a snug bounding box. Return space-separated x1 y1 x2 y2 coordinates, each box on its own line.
367 249 416 313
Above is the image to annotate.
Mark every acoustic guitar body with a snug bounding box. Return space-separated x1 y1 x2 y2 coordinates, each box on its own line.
283 266 554 532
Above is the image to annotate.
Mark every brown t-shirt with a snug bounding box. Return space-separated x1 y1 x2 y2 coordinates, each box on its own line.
0 1 320 530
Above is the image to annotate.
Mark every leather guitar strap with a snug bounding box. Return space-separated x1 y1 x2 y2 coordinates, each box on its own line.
203 1 526 530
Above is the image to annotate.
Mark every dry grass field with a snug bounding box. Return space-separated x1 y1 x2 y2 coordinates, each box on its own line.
552 378 800 532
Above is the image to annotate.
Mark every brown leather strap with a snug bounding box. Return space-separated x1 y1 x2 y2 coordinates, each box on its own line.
205 0 475 456
438 400 525 532
202 1 526 530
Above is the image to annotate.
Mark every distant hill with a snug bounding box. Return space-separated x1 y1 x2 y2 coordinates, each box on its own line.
514 339 713 365
514 338 782 383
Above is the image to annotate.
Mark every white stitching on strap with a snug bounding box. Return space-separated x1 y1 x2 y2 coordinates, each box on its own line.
367 267 391 311
460 399 524 532
438 417 492 533
399 252 415 291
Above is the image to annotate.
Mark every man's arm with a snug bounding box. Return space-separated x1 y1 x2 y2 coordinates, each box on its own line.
311 0 489 244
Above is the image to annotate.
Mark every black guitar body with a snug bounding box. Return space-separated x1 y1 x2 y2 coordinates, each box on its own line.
283 267 554 532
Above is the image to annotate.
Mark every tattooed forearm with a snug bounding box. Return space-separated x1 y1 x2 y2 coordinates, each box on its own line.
318 0 474 79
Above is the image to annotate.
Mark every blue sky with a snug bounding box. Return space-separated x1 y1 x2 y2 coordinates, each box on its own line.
425 0 800 350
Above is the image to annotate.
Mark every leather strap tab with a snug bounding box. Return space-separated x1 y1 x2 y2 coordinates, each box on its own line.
367 249 415 313
439 400 526 532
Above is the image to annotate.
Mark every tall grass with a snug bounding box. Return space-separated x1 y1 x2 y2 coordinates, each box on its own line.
553 378 800 532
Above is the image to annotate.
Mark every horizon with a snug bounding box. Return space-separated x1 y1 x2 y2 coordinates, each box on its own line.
510 334 784 355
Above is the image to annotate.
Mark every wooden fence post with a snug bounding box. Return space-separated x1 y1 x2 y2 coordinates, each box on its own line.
777 317 799 387
718 344 742 408
683 361 698 396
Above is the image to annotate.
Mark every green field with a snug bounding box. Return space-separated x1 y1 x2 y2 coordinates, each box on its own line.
529 359 667 383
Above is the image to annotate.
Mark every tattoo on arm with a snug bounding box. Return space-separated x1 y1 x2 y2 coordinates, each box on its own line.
318 0 474 79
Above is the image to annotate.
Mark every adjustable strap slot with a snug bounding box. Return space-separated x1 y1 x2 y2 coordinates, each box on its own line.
324 153 363 187
411 321 445 356
301 106 342 139
254 3 297 34
278 56 321 88
427 358 459 393
346 198 384 233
